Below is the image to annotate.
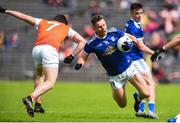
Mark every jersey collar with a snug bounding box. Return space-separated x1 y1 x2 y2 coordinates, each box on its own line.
95 33 107 39
130 18 141 28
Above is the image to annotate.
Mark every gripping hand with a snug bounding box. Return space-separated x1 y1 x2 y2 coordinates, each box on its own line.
63 54 75 64
0 6 7 13
74 64 82 70
151 48 165 62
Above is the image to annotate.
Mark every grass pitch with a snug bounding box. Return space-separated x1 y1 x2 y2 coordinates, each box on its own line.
0 80 179 122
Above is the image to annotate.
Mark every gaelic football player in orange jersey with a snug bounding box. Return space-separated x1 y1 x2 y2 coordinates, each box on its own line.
0 6 86 117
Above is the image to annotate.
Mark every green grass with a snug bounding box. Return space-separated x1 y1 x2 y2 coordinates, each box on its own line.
0 80 179 122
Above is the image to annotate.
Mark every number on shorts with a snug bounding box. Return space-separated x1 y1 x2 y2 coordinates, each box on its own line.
46 21 60 31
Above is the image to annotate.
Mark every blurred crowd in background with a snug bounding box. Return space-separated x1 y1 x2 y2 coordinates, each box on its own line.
0 0 180 83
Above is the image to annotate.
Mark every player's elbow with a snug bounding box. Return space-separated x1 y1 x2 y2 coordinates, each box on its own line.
80 39 86 47
79 41 86 51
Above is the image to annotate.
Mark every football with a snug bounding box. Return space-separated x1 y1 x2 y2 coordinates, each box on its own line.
117 36 133 52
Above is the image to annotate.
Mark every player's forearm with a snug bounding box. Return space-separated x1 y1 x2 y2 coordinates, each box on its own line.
137 42 154 55
163 36 180 50
72 41 85 56
71 34 86 56
125 33 137 44
79 52 88 64
5 10 35 25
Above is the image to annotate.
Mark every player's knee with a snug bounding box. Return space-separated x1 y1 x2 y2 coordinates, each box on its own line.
143 74 155 86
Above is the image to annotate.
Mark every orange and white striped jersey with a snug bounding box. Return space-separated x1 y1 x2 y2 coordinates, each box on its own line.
34 18 77 51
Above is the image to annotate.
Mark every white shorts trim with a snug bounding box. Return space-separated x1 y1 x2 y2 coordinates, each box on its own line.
32 45 59 68
133 59 150 74
109 63 138 89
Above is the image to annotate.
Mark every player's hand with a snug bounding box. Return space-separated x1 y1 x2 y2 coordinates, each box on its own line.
0 6 7 13
74 63 82 70
63 54 75 64
151 48 164 62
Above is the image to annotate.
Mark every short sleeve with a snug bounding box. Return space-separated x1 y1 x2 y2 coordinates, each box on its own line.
125 23 136 36
67 28 78 39
34 18 42 30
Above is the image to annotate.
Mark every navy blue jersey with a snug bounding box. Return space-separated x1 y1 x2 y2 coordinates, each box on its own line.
84 27 132 76
125 18 144 60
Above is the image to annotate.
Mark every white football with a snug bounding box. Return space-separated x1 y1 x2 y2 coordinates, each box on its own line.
117 36 133 52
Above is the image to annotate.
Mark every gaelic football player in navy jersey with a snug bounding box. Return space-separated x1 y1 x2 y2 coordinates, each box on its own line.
75 15 151 113
125 3 158 119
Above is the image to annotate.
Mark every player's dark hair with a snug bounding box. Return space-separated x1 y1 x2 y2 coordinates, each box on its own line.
130 3 143 12
91 15 104 26
53 14 68 25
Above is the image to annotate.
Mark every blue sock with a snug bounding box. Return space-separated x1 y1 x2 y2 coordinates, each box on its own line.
148 102 155 113
139 101 145 112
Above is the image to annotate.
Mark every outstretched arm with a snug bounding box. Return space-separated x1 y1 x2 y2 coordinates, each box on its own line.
163 35 180 51
0 6 35 25
125 33 154 55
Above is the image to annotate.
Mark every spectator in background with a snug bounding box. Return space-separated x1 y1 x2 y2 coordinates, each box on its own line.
149 32 164 51
10 32 19 48
152 62 169 83
152 62 180 83
160 2 179 37
84 24 95 38
119 0 138 10
88 0 102 17
43 0 75 8
143 9 161 34
0 32 5 50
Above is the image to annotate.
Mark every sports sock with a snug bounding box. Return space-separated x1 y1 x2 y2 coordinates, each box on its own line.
36 98 41 104
31 94 36 102
139 101 145 112
148 101 155 113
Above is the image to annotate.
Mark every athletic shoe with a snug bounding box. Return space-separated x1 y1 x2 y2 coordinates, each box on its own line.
133 92 141 112
34 103 45 113
22 96 34 117
135 110 148 118
146 112 159 119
